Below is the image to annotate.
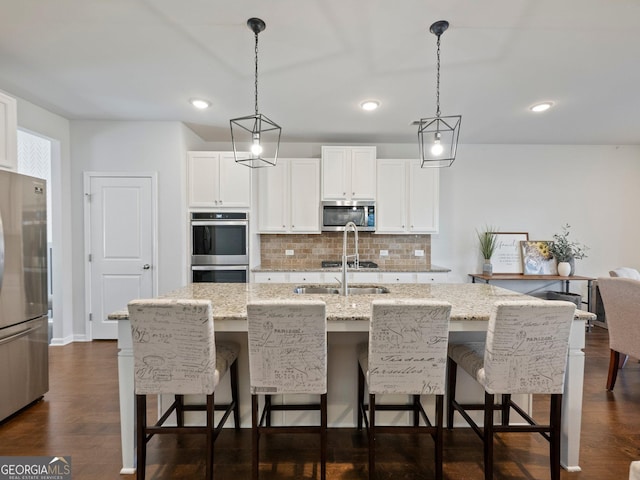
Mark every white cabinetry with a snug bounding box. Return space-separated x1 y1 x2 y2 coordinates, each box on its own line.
258 158 320 233
253 272 289 283
376 159 439 234
321 146 376 200
187 151 251 208
0 91 17 171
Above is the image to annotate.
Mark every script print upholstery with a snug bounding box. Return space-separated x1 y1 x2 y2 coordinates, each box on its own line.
365 299 451 395
247 300 327 395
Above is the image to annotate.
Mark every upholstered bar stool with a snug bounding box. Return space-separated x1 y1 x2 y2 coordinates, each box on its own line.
447 300 576 480
357 299 452 480
128 298 240 480
247 300 327 480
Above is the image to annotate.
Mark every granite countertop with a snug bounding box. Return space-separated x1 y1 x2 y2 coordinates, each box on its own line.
252 264 451 273
109 282 595 323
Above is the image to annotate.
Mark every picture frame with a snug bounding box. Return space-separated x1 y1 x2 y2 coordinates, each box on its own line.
490 232 529 274
520 240 558 275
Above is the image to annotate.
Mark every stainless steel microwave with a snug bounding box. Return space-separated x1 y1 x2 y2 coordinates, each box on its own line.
321 201 375 232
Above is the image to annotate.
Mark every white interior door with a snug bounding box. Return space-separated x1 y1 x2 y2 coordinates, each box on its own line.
85 174 155 339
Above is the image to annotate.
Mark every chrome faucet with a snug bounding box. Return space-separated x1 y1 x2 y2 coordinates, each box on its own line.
341 221 359 296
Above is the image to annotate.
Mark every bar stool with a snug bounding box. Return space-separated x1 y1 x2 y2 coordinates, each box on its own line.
357 299 452 480
128 298 240 480
447 300 576 480
247 299 328 480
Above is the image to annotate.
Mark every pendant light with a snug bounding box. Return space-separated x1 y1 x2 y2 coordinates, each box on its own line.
418 20 461 168
230 18 281 168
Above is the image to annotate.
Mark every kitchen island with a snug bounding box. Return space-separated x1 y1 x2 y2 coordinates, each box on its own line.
110 282 594 474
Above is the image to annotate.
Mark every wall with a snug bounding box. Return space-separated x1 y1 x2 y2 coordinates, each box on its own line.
70 121 205 338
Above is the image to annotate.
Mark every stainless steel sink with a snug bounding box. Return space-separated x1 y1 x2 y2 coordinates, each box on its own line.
293 286 340 295
347 286 390 295
293 286 390 295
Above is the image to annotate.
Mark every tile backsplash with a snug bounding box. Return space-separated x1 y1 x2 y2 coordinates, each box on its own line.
259 233 431 270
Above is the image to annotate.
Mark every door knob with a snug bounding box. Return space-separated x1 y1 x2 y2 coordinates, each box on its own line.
143 264 151 270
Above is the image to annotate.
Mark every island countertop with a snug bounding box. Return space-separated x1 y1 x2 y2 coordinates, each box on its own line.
108 282 595 328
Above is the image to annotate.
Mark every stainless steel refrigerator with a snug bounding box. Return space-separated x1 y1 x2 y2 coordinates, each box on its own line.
0 169 48 422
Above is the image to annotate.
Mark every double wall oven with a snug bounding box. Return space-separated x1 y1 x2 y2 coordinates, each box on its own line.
190 212 249 283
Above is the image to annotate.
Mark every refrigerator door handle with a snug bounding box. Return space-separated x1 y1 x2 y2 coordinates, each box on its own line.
0 324 42 346
0 209 4 294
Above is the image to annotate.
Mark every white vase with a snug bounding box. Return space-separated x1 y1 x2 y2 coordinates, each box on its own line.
558 261 571 277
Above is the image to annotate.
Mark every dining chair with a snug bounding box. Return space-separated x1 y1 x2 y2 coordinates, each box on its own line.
246 299 327 480
447 300 576 480
596 277 640 391
357 299 452 480
128 298 240 480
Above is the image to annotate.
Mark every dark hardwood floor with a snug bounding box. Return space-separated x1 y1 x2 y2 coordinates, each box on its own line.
0 326 638 479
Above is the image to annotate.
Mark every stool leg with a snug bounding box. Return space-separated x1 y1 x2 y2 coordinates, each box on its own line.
357 364 364 430
206 394 214 480
446 357 457 429
175 394 184 427
230 360 240 429
435 394 444 480
413 395 420 427
501 394 511 426
550 394 562 480
135 395 147 480
252 394 259 480
484 392 494 480
321 393 327 480
368 393 376 479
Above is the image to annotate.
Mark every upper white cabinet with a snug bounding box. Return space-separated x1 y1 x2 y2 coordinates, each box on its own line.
258 158 320 233
376 159 439 234
0 91 18 171
187 151 251 208
321 146 376 200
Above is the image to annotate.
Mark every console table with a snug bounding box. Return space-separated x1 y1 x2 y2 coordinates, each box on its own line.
468 273 595 313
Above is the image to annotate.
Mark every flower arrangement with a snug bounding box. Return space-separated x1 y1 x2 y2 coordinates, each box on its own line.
476 226 498 260
549 224 589 262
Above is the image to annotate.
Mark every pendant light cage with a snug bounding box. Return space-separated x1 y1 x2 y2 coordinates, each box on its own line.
418 115 461 168
418 20 462 168
230 17 281 168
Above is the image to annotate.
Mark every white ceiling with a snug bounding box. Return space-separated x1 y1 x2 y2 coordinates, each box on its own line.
1 0 639 145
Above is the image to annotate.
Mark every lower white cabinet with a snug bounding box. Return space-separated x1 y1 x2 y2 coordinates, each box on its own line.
379 272 415 283
253 270 448 284
288 272 325 284
258 158 320 233
416 272 449 283
253 272 289 283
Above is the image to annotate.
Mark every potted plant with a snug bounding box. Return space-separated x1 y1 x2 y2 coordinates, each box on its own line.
476 226 498 276
549 224 588 276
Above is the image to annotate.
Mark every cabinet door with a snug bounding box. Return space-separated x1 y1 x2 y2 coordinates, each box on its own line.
290 159 320 233
0 91 17 171
321 147 348 200
253 272 289 283
376 160 407 233
350 147 376 200
218 152 251 207
380 272 415 283
187 152 219 207
257 161 288 232
408 162 439 233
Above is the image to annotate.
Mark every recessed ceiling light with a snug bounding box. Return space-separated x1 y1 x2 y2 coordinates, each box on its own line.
190 98 211 110
360 100 380 111
530 101 554 113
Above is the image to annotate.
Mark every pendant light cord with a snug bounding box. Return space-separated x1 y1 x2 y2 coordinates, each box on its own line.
254 30 259 116
435 33 441 118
